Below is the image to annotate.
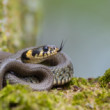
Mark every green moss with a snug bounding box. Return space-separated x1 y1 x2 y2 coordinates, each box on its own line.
67 77 89 88
0 76 110 110
95 89 110 104
99 68 110 87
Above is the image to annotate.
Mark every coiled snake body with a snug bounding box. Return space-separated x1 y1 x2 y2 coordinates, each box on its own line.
0 45 73 91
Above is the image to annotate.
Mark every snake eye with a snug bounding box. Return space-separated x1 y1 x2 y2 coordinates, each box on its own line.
43 46 48 52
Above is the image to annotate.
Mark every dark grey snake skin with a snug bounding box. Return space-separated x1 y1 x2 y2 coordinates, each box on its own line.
0 47 73 90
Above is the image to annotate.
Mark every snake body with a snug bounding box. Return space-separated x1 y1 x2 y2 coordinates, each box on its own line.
0 45 73 90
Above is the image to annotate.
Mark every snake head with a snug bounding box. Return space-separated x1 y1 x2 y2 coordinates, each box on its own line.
21 45 61 63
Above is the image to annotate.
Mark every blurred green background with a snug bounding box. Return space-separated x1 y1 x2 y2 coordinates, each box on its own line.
1 0 110 78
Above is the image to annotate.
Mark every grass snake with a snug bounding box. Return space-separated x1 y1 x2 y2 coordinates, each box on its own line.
0 44 73 91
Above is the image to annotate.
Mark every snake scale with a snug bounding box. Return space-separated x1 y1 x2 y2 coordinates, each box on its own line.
0 44 73 91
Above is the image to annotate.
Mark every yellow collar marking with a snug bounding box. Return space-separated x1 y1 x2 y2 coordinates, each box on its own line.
26 50 33 58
